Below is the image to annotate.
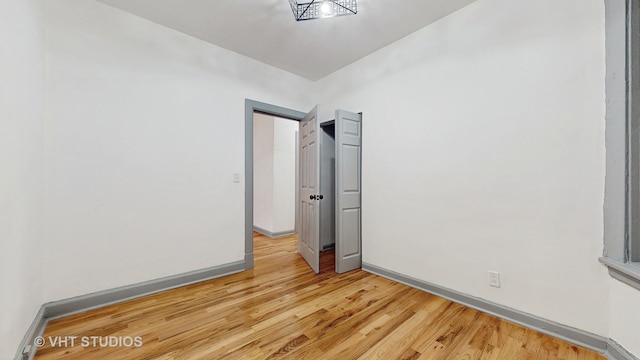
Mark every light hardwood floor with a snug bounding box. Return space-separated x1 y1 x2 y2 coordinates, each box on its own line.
35 233 604 359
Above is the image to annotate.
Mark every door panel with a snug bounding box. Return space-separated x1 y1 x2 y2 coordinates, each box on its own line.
341 208 360 256
341 145 360 192
335 110 362 274
298 106 320 273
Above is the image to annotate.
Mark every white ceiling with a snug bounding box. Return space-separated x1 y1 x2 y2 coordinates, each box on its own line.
95 0 478 80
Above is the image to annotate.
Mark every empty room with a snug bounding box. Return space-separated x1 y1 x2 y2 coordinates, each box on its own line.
2 0 640 359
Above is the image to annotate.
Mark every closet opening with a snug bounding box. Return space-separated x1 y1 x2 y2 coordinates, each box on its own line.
319 121 336 253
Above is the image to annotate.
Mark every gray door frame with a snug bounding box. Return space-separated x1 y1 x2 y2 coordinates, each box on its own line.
244 99 307 269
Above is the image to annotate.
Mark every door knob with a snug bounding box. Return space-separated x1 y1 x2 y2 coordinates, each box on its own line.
310 195 317 200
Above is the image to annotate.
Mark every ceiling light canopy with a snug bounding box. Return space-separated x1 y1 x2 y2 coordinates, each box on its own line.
289 0 357 21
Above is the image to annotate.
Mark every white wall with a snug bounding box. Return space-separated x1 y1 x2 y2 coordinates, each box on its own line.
253 113 298 234
609 279 640 355
0 0 45 357
272 118 298 233
43 0 313 302
317 0 609 336
253 113 275 231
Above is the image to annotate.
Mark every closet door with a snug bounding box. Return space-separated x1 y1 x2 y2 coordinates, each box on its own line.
298 106 320 273
335 110 362 274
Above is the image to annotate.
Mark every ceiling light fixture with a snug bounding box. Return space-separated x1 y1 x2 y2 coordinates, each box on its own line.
289 0 357 21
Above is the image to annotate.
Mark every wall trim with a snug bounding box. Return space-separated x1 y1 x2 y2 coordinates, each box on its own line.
602 0 640 284
13 306 47 360
15 260 245 360
245 99 307 271
253 226 295 239
362 263 610 354
607 340 640 360
600 257 640 291
44 260 245 319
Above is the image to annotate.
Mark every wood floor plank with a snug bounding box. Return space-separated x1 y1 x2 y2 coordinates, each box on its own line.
34 233 605 360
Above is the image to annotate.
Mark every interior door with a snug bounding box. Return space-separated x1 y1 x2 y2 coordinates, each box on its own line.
335 110 362 274
298 106 320 273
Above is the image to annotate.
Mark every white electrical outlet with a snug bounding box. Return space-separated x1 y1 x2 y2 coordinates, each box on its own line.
233 173 240 183
489 271 501 288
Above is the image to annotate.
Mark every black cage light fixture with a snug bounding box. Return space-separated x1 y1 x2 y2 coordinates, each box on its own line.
289 0 357 21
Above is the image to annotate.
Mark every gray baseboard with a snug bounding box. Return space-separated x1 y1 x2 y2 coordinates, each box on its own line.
362 263 612 354
253 226 295 239
45 260 245 320
13 306 47 360
245 252 254 270
607 340 640 360
16 260 245 360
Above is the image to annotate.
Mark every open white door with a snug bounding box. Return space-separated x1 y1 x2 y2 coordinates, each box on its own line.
335 110 362 274
298 107 320 273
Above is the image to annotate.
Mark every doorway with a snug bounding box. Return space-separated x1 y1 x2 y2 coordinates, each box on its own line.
244 99 306 269
244 100 362 274
252 113 298 239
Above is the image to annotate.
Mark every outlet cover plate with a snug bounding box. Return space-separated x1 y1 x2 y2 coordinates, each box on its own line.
489 271 501 288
